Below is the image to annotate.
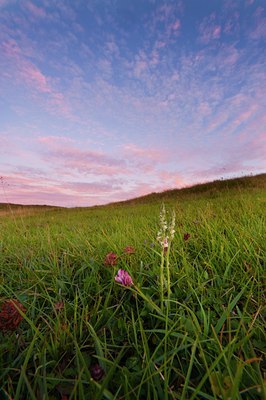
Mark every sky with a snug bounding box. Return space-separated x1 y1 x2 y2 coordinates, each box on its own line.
0 0 265 207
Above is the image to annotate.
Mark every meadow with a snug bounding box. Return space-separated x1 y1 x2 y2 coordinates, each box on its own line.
0 175 265 400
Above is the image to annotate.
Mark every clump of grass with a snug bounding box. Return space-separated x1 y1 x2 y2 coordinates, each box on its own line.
0 177 265 399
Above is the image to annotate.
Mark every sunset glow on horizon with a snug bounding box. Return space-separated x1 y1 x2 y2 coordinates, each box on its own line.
1 0 265 207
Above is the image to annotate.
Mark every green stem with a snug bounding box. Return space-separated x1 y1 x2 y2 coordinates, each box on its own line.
133 285 163 316
160 251 165 309
165 244 171 300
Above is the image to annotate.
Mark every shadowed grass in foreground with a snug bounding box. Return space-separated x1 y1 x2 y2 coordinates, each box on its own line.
0 175 265 399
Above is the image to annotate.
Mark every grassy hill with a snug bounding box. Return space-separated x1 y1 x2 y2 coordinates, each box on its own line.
0 174 265 399
114 173 266 205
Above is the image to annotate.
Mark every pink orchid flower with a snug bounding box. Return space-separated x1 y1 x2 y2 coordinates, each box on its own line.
115 269 133 287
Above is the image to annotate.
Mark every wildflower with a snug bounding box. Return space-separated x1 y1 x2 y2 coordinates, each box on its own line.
90 363 104 381
157 204 167 246
169 210 176 241
184 233 191 241
54 300 64 311
0 299 26 332
124 245 135 254
115 269 133 287
157 204 176 249
104 252 117 266
163 238 169 255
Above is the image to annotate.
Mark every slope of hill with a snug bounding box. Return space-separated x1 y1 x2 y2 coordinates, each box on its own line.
114 173 266 206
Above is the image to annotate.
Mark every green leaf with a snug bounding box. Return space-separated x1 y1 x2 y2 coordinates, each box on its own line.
214 282 249 334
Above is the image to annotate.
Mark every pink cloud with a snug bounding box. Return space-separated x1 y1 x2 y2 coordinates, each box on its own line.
1 38 72 119
38 135 74 145
120 143 176 179
2 169 176 207
237 113 266 144
0 0 16 7
134 60 148 77
198 116 266 181
234 104 258 125
0 171 125 207
197 102 211 116
253 6 264 18
0 131 37 161
114 182 163 202
35 138 182 203
38 136 130 177
187 123 265 183
105 36 120 58
155 4 174 22
1 134 18 154
205 71 264 136
117 173 186 202
24 64 51 93
158 171 184 187
221 45 239 65
143 2 183 50
213 26 221 38
24 1 46 18
123 143 168 162
206 110 229 134
1 38 22 58
250 16 266 39
155 40 166 49
198 14 221 43
171 19 181 31
62 181 122 193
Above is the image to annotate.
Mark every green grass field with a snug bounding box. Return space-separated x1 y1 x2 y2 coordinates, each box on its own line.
0 174 265 399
